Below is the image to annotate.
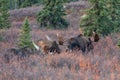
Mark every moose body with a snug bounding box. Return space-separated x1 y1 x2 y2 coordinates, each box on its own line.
66 34 94 53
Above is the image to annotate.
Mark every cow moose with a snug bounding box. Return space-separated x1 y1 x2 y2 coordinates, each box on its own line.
66 34 94 53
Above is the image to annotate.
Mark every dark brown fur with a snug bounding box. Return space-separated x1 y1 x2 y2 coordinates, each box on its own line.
49 41 61 54
37 40 61 55
3 54 12 63
66 34 94 53
37 40 50 54
86 38 94 52
57 34 64 45
9 46 33 60
94 34 99 42
93 30 100 42
66 37 80 52
58 38 64 45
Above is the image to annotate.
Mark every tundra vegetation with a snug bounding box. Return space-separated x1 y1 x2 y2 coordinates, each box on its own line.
0 0 120 80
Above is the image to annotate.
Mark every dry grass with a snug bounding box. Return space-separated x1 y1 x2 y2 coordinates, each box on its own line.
1 1 120 80
1 23 120 80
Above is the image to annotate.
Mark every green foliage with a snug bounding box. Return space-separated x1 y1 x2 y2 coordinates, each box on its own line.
0 35 3 41
8 0 79 9
64 0 78 3
80 0 120 36
0 0 11 29
20 0 32 8
37 0 69 29
118 39 120 47
18 17 33 48
109 0 120 33
8 0 43 9
8 0 19 9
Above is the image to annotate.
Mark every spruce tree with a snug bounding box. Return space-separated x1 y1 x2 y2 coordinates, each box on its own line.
80 0 120 36
0 35 3 41
108 0 120 33
0 0 10 29
18 17 33 48
37 0 68 29
118 39 120 47
20 0 32 8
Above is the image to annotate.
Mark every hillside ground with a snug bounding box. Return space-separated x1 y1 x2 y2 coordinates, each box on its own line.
0 1 120 80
